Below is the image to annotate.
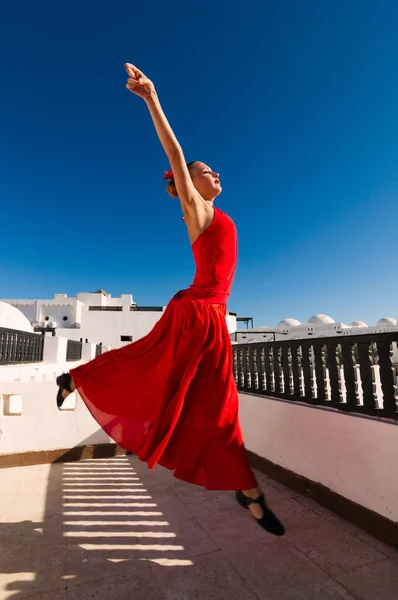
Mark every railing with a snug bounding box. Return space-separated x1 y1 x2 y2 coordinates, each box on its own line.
130 306 163 311
0 327 44 365
88 305 164 312
88 306 123 311
95 343 102 357
66 339 82 362
233 332 398 420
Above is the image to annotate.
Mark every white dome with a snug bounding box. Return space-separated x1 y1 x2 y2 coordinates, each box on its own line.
277 318 301 327
351 321 368 328
0 302 33 332
307 314 335 325
377 317 398 327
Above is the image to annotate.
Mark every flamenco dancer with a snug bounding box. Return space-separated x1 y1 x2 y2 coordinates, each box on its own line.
56 63 285 536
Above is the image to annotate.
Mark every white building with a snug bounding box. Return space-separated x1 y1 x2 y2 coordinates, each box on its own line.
0 301 33 333
233 313 398 343
2 291 237 349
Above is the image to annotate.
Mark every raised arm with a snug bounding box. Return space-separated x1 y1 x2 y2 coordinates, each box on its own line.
125 63 200 212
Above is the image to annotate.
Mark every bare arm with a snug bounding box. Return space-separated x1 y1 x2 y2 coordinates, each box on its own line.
125 63 200 213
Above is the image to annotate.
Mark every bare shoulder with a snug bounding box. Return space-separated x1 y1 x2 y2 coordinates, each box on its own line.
183 196 215 245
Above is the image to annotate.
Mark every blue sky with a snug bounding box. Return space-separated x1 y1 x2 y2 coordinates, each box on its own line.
0 0 397 327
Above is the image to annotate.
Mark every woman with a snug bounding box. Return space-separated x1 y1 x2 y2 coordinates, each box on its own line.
56 63 284 536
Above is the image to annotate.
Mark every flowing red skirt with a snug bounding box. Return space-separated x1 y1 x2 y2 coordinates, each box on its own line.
70 291 257 490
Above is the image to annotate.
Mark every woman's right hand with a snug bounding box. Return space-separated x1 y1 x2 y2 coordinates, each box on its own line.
125 63 155 100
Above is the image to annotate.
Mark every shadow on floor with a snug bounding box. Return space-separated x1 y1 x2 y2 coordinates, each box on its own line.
1 443 204 599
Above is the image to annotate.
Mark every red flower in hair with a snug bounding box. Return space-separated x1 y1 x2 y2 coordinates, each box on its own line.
162 170 174 181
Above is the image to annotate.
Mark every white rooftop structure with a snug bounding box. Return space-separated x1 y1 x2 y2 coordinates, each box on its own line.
0 291 162 349
277 318 302 327
308 313 335 325
1 291 237 349
377 317 398 327
0 301 33 333
233 313 398 343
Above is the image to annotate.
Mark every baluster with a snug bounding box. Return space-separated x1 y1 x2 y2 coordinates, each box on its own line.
249 347 258 390
301 344 313 400
313 344 326 402
5 331 10 363
281 345 292 396
309 347 316 398
244 347 251 390
327 342 341 407
0 330 5 362
9 331 16 363
241 347 249 390
290 344 301 398
21 333 26 362
15 332 20 362
257 345 265 391
377 341 398 418
322 345 329 400
274 345 282 395
237 348 244 389
290 348 295 393
264 345 274 393
232 347 238 385
3 329 8 361
358 342 377 411
341 342 359 409
298 346 305 396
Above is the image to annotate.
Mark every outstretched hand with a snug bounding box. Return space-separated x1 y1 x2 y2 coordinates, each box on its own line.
125 63 155 100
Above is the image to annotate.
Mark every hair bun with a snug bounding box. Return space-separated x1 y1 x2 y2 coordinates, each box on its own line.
167 180 179 198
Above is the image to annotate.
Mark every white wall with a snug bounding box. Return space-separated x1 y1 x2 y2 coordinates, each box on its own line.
57 307 164 348
226 313 237 334
76 292 133 307
3 298 79 328
58 307 236 348
0 336 112 454
38 301 78 328
0 379 112 454
3 296 166 348
239 392 398 522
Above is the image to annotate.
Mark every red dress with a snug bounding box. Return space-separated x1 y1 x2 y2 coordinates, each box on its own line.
70 207 257 490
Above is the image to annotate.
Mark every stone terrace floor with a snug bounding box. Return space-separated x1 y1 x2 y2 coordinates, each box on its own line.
1 456 398 600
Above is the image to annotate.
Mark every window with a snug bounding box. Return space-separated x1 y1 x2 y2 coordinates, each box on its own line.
120 335 133 342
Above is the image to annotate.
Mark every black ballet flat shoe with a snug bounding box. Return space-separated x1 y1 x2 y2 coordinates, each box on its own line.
235 490 285 537
56 373 73 409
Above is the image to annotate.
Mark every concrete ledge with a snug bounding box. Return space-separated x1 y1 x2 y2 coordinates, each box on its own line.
248 450 398 549
0 443 126 468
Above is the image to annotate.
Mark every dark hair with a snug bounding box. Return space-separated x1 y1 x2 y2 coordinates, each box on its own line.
167 161 198 198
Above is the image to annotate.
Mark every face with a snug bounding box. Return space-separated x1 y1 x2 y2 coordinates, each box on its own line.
190 162 222 202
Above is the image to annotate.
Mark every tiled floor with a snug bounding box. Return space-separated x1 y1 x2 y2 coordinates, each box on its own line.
0 456 397 599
